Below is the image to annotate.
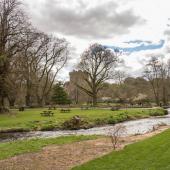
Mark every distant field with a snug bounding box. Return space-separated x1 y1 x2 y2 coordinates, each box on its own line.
72 129 170 170
0 108 167 132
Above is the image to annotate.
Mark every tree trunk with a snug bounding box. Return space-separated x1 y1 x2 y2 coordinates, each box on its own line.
162 84 167 106
25 79 32 107
8 97 15 107
25 94 31 107
75 88 79 104
0 96 9 113
37 95 45 107
0 72 9 113
92 93 97 106
155 97 160 106
150 82 160 106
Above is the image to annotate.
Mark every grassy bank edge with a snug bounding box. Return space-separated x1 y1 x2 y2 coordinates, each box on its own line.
72 129 170 170
0 108 168 132
0 135 99 160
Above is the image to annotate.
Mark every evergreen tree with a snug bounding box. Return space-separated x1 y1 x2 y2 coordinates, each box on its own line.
52 83 71 105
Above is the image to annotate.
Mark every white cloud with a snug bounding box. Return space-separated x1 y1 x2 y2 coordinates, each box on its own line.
23 0 170 80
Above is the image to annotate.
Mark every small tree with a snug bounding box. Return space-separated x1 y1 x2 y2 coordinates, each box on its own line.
51 83 71 105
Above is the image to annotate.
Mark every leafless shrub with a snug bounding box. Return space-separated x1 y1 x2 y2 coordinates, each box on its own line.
109 125 126 150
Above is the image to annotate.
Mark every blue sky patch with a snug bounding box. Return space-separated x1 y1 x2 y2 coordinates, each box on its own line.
105 40 165 53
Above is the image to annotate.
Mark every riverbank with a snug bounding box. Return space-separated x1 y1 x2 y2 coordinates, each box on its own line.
0 108 167 133
73 126 170 170
0 126 169 170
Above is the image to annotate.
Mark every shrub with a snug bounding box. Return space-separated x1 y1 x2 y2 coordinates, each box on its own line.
94 118 107 125
109 125 126 149
62 116 90 130
110 106 120 111
107 116 117 124
164 109 168 115
40 124 57 131
149 109 168 116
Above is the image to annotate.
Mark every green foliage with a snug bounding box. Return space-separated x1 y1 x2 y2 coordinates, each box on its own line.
149 109 168 116
62 116 90 130
107 112 129 124
73 129 170 170
94 118 107 125
0 135 99 160
0 108 166 132
51 82 71 105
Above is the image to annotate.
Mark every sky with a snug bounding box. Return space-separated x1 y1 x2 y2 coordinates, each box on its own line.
23 0 170 80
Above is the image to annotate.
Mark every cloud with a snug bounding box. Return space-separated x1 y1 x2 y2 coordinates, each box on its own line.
105 40 165 54
164 30 170 36
29 0 145 39
124 40 152 44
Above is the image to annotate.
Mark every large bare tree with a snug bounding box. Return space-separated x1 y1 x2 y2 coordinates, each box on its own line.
0 0 69 110
0 0 27 112
144 57 161 106
143 56 170 106
34 35 69 106
16 29 69 106
77 44 120 106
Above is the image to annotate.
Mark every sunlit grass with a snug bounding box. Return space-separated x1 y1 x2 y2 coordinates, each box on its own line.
0 108 166 131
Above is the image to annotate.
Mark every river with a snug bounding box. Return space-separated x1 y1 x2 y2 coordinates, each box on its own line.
0 109 170 143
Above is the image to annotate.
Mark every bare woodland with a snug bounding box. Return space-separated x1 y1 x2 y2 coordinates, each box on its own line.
0 0 170 112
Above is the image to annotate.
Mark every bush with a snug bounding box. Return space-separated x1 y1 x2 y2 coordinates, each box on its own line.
62 116 90 130
149 112 161 116
149 109 168 116
107 118 117 124
94 118 107 125
107 112 130 124
164 109 169 115
40 124 57 131
110 106 120 111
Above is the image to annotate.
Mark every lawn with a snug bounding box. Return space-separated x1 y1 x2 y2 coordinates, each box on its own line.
0 135 99 160
72 129 170 170
0 108 167 132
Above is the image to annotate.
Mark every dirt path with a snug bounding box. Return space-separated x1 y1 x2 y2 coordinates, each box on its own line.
0 126 169 170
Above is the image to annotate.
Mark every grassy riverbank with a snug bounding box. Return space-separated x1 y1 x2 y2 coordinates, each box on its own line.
73 129 170 170
0 135 99 160
0 108 167 132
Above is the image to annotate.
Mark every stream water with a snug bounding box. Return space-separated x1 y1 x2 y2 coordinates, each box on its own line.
1 109 170 143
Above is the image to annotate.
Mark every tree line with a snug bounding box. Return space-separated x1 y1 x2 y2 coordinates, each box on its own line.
67 54 170 107
0 0 68 112
0 0 170 112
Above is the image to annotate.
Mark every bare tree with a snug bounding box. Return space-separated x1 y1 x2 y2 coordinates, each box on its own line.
34 36 69 106
18 30 69 106
159 59 169 106
114 70 128 85
0 0 69 110
143 57 161 106
5 55 24 106
143 56 169 106
0 0 27 112
77 44 120 106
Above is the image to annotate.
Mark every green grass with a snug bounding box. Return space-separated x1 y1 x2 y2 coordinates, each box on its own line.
0 135 99 160
72 129 170 170
0 108 167 131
